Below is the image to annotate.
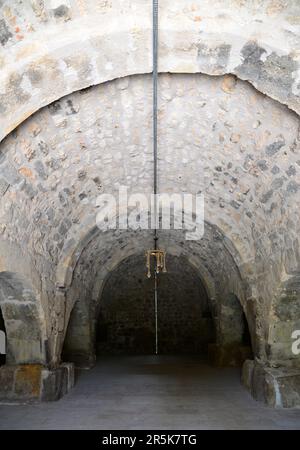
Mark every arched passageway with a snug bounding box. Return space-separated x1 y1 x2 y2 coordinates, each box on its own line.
63 232 253 369
0 69 299 407
0 0 299 411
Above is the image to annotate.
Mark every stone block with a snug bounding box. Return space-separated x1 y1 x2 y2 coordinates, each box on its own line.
41 362 74 401
40 367 62 401
242 361 300 408
14 364 42 399
277 372 300 408
251 362 266 402
0 363 74 402
0 365 15 399
61 362 75 392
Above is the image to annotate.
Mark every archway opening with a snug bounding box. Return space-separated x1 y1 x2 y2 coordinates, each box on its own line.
61 224 255 369
96 254 216 357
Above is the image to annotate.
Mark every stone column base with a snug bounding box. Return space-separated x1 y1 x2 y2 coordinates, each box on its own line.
208 343 253 367
0 363 75 402
242 359 300 408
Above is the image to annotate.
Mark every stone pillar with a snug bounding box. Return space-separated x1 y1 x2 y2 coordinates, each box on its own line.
243 277 300 407
209 293 253 366
62 299 96 369
0 283 75 402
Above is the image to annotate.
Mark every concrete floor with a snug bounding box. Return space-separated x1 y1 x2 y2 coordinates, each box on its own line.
0 355 300 430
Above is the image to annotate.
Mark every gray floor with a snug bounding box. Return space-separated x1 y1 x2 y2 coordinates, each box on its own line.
0 355 300 430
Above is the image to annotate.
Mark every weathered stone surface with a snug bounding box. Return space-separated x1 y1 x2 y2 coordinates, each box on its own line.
209 344 253 368
14 364 42 399
41 363 74 402
0 178 9 196
0 19 12 46
241 359 254 391
0 365 15 398
0 273 46 365
277 372 300 408
242 361 300 408
0 0 300 144
0 363 74 402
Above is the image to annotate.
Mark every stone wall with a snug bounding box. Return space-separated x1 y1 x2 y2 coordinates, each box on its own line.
96 255 215 355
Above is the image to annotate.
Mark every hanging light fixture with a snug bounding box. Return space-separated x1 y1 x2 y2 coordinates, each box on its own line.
146 249 167 278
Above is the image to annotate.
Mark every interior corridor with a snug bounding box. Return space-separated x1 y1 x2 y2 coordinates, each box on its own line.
0 0 300 422
1 356 300 430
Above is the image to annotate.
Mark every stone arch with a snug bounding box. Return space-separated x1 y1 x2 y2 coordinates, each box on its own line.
0 0 299 406
0 1 299 143
56 209 248 293
0 272 47 365
60 211 253 367
2 70 298 370
57 212 253 366
62 250 218 366
62 247 253 366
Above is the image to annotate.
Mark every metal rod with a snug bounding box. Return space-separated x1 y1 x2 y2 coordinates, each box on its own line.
153 0 158 250
153 0 159 355
154 271 158 355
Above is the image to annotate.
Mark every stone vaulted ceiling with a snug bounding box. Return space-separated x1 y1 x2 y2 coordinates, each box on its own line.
0 0 299 371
